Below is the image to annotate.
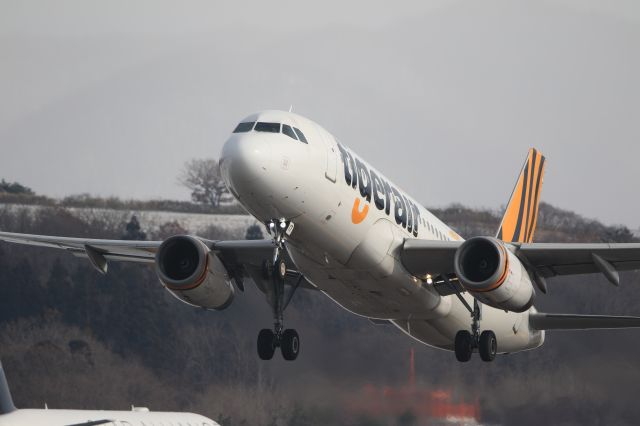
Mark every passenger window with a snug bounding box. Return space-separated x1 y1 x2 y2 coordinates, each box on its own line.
282 124 298 140
293 127 308 143
255 122 281 133
233 122 255 133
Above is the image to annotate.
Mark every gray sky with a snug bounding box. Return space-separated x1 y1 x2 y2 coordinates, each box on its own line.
1 1 639 227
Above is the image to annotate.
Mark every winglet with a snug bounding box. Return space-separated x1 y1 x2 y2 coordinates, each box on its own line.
0 361 16 415
496 148 546 243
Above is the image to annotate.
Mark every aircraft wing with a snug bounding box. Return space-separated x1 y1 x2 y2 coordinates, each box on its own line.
0 231 315 290
402 239 640 330
400 240 461 276
401 239 640 284
0 231 160 263
513 242 640 279
0 231 279 266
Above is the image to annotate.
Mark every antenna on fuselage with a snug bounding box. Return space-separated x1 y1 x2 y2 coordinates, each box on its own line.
288 105 294 113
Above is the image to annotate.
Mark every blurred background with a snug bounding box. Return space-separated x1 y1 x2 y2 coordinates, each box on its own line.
1 1 639 425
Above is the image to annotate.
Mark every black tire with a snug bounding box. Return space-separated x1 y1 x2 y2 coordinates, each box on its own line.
257 329 276 360
479 330 497 362
281 329 300 361
454 330 473 362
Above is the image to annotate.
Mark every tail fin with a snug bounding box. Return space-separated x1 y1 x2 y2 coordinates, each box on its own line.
0 361 15 414
496 148 546 243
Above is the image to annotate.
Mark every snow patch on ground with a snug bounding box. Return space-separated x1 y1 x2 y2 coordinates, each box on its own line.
0 204 261 236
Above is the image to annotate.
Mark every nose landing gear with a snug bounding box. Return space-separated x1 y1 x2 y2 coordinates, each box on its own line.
257 219 303 361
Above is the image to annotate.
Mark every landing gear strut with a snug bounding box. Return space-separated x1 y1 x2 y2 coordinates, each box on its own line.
257 219 302 361
453 297 497 363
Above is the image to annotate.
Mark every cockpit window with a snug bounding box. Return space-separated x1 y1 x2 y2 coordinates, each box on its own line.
254 122 281 133
282 124 298 140
233 122 255 133
293 127 308 143
232 120 308 143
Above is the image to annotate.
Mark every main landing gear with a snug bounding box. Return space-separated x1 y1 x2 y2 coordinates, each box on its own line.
257 219 303 361
453 297 497 363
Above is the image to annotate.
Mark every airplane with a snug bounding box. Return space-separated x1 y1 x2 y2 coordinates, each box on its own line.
0 361 218 426
3 109 640 363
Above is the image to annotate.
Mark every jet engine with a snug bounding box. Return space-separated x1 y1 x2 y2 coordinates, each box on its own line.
155 235 234 310
453 236 535 312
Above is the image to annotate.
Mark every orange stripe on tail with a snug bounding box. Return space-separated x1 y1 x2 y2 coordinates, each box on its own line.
496 148 546 243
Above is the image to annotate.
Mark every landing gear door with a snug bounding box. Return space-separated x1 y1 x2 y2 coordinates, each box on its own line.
325 145 338 182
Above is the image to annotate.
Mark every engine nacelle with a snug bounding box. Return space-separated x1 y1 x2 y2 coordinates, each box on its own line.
155 235 234 310
453 236 535 312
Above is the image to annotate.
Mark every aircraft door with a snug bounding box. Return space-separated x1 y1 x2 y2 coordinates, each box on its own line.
325 145 337 182
310 123 338 183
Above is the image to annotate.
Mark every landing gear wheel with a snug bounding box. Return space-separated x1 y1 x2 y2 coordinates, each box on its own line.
479 330 497 362
277 259 287 279
259 219 305 362
281 329 300 361
454 330 473 362
257 329 276 360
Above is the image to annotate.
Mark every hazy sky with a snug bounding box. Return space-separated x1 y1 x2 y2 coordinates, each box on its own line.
1 1 639 227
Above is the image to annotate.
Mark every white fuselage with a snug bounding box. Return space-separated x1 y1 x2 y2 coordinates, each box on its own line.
220 110 544 354
0 408 217 426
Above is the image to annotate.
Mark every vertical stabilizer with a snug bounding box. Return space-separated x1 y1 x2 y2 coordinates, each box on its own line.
496 148 546 243
0 361 16 414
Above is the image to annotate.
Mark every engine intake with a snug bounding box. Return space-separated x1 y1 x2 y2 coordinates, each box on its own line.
157 236 207 288
155 235 234 310
453 236 535 312
456 237 504 287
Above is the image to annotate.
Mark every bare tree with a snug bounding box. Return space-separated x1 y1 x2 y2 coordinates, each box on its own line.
0 179 34 195
179 159 230 207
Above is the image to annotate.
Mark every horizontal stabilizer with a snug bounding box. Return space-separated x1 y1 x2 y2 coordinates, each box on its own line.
530 312 640 330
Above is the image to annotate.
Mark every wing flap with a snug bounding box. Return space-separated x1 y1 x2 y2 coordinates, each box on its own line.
530 312 640 330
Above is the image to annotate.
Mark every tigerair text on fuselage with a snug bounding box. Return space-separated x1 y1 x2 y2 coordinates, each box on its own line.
337 143 420 237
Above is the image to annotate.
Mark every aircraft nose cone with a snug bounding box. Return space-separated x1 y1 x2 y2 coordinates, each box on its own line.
220 135 272 193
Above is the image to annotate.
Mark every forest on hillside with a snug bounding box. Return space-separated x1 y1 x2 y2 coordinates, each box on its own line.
0 200 639 425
